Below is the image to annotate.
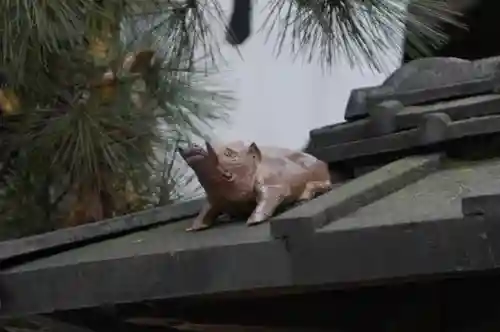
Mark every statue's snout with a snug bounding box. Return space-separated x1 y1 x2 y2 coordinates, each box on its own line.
178 144 207 162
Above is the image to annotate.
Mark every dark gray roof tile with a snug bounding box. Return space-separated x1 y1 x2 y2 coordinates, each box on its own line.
271 153 442 239
310 94 500 163
6 217 272 273
0 199 204 265
323 157 500 232
345 56 500 120
310 109 500 163
309 56 500 163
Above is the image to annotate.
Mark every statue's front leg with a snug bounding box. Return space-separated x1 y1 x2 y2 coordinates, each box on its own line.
246 185 287 226
186 202 222 232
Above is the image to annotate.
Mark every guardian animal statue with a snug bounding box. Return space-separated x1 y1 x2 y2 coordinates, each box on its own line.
179 141 333 231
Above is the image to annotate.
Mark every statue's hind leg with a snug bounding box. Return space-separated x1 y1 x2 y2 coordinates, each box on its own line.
298 181 332 201
246 184 287 226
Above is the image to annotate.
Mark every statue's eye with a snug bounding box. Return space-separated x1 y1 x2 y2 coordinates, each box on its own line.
224 149 237 158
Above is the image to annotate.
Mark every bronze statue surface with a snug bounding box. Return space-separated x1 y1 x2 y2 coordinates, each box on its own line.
179 141 332 231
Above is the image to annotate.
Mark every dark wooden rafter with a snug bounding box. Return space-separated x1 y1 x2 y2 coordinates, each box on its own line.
225 0 252 45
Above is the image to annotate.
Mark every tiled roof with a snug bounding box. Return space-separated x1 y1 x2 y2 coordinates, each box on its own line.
3 56 500 320
307 56 500 162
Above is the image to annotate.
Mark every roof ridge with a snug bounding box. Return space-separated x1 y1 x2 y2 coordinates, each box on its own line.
308 93 500 163
270 153 443 241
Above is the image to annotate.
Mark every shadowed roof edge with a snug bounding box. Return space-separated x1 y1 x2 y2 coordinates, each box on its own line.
0 199 204 267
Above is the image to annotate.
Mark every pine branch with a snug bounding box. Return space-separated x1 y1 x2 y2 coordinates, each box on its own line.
0 0 233 237
120 0 462 71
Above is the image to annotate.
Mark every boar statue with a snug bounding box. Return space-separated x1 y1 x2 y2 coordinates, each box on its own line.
179 141 333 232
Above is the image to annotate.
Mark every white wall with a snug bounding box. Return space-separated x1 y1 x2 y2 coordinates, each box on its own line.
210 0 402 149
180 0 404 198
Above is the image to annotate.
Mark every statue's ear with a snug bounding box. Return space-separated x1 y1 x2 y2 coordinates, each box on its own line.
205 141 219 164
248 142 261 162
